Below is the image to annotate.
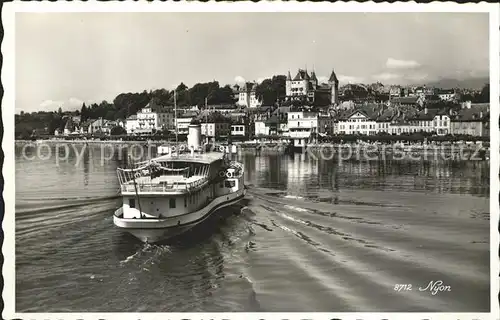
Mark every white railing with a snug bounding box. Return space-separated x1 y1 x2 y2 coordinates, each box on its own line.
120 176 208 194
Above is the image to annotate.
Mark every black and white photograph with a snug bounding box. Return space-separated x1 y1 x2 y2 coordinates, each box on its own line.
2 2 499 319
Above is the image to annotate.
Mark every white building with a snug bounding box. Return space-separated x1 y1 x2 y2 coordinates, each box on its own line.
287 111 334 147
237 82 262 108
198 113 231 138
437 89 459 102
375 109 392 134
254 120 269 136
432 112 451 135
126 115 139 134
231 124 247 137
406 108 449 135
90 118 105 134
176 117 194 135
337 110 377 135
136 102 175 134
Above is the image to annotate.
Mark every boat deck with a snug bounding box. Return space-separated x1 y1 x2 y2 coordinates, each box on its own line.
121 174 208 193
153 151 225 164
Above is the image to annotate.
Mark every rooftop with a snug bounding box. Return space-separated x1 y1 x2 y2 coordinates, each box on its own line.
391 96 420 104
293 69 310 81
453 105 489 122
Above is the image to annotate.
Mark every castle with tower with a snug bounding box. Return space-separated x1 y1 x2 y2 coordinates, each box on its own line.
285 68 339 106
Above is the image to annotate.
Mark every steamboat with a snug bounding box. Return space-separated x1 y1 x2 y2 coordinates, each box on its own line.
113 123 246 243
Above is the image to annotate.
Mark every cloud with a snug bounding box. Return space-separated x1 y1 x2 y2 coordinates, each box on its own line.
39 97 85 111
67 97 83 108
338 75 364 84
372 73 401 81
317 76 329 84
386 58 421 69
234 76 246 84
40 99 63 109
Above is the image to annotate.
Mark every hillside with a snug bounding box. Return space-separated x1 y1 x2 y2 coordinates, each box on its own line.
424 77 489 90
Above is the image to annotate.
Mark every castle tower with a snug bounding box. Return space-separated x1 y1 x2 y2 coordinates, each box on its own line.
310 70 318 90
328 69 339 106
286 71 292 97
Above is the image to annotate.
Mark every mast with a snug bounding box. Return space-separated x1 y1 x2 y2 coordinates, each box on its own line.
277 98 280 136
129 155 143 219
174 90 178 145
205 97 208 144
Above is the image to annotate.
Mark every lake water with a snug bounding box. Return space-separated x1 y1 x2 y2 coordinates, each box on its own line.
15 143 490 312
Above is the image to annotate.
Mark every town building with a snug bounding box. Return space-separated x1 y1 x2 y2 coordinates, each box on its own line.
412 86 436 99
254 118 269 136
437 89 460 102
230 117 253 139
136 101 175 134
90 118 105 134
237 82 262 108
101 120 122 135
389 110 420 135
232 85 240 102
79 120 93 134
390 96 424 108
63 118 75 135
287 110 335 147
126 115 139 134
337 108 377 136
175 111 197 135
432 110 452 135
451 103 489 136
197 112 231 139
374 108 393 134
71 115 82 126
406 109 434 134
285 69 339 105
339 84 374 103
389 86 403 98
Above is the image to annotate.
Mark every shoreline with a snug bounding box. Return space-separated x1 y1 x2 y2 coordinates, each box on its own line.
14 139 489 153
15 139 488 147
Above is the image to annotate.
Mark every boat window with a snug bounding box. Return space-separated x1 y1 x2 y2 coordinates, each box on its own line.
224 180 236 188
129 198 136 208
184 197 187 207
169 198 176 209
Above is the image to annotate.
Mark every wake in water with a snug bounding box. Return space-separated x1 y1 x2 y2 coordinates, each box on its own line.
238 185 490 312
119 243 172 267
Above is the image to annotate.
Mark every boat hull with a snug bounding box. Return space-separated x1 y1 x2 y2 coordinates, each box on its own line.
114 188 246 243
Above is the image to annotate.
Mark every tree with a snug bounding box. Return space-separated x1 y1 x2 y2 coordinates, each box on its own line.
151 89 172 106
477 83 490 103
80 103 88 122
176 82 188 92
255 75 287 105
110 126 126 135
58 107 62 115
105 110 115 120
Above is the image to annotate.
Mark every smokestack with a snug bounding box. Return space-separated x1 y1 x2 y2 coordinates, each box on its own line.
188 123 201 151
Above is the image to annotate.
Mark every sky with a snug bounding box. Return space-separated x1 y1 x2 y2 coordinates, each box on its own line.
16 12 490 113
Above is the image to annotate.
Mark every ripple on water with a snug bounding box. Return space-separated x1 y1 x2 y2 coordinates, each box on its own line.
15 148 490 312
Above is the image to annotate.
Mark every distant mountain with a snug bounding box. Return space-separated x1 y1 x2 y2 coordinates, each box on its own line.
423 77 489 90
